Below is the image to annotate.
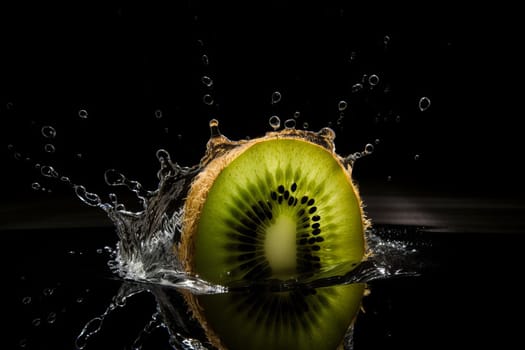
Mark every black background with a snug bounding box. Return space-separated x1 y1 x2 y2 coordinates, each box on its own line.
1 2 524 350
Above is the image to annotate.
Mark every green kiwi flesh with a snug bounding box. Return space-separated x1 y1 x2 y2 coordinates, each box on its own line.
181 137 366 350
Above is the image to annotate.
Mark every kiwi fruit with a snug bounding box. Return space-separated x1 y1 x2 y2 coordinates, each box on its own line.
179 129 367 350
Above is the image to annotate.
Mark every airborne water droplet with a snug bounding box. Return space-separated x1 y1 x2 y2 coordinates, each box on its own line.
201 76 213 87
78 109 88 119
268 116 281 130
352 83 363 93
338 100 348 111
41 125 56 139
44 143 56 153
203 94 214 105
271 91 282 105
284 119 296 129
368 74 380 86
419 97 431 111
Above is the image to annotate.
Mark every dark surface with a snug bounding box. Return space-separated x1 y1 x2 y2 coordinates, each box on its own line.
1 2 524 350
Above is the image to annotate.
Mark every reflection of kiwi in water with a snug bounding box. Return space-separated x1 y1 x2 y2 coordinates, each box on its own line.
179 131 367 350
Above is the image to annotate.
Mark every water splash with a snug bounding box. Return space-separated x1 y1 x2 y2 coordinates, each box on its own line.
61 121 420 349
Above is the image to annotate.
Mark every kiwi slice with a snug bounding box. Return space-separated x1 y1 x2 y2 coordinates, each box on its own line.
179 133 367 350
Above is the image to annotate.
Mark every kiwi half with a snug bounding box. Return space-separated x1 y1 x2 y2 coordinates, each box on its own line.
179 132 367 350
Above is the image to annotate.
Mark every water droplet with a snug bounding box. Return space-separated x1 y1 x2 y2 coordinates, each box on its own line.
202 54 209 65
41 125 56 139
375 138 381 144
22 296 32 304
47 312 57 324
293 111 301 119
201 76 213 87
154 109 163 119
384 35 391 47
352 83 363 93
419 97 431 111
31 182 41 190
203 94 214 105
78 109 88 119
41 165 59 178
32 318 41 327
74 185 102 207
43 287 54 296
271 91 282 105
364 143 375 155
156 149 171 162
349 51 357 62
338 100 348 111
44 143 55 153
414 154 421 161
268 115 281 130
303 122 309 129
104 169 126 186
368 74 380 86
284 119 296 129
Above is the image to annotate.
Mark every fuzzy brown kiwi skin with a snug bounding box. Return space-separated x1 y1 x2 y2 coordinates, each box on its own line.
176 131 370 350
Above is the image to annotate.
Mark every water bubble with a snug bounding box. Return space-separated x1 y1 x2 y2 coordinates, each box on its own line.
44 143 55 153
22 296 32 305
419 96 431 111
35 163 41 169
201 76 213 87
352 83 363 93
104 169 126 186
414 154 421 161
32 318 41 327
18 338 27 348
60 176 71 183
14 152 22 160
203 94 214 105
271 91 282 105
77 297 84 304
318 127 336 141
268 115 281 130
197 39 204 46
284 119 296 129
7 144 14 151
293 111 301 119
387 176 392 182
395 115 401 123
41 125 56 139
96 248 103 254
43 287 54 296
76 153 83 159
6 101 14 110
303 122 309 129
47 312 57 324
154 109 163 119
375 138 381 144
31 182 41 190
368 74 380 86
41 165 59 178
338 100 348 111
364 143 375 155
78 109 88 119
202 54 209 65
